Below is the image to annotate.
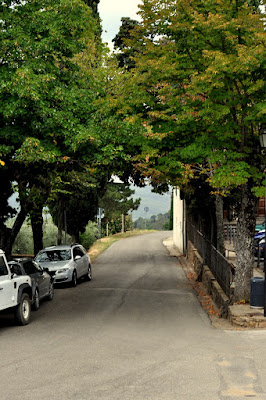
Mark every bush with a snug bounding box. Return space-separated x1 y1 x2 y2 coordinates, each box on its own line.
12 220 34 255
43 217 72 247
80 221 99 250
9 216 97 254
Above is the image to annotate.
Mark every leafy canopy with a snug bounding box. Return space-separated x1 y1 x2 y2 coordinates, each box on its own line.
110 0 266 195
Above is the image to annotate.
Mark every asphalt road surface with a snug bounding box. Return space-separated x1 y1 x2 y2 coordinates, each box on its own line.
1 231 266 400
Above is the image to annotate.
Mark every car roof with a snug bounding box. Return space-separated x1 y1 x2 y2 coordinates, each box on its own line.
40 245 78 251
8 258 34 264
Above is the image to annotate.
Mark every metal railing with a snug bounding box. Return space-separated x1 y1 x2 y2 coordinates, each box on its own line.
187 221 233 298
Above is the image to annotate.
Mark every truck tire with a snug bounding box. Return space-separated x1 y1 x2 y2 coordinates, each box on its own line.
47 282 54 301
32 289 40 311
14 293 31 325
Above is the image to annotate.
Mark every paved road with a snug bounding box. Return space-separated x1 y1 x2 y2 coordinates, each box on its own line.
1 231 266 400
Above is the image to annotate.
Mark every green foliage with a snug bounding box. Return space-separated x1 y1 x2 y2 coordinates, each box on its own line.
43 216 72 247
0 0 112 252
102 214 134 236
8 216 74 255
48 171 108 242
110 0 266 195
82 0 100 16
99 182 140 235
9 220 34 255
134 212 170 231
100 182 140 219
80 221 99 249
112 18 140 70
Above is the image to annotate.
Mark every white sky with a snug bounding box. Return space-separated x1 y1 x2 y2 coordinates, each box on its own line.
98 0 141 49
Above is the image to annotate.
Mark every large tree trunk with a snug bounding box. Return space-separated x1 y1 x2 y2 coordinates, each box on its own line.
0 209 27 257
0 224 12 257
234 182 258 303
30 205 44 256
215 194 225 255
57 200 64 245
71 230 80 244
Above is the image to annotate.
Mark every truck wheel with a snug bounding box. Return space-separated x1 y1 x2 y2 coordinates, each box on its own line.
32 289 40 311
47 282 54 301
14 293 31 325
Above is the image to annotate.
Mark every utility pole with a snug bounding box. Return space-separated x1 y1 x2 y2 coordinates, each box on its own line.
144 207 149 229
121 214 125 233
97 208 103 241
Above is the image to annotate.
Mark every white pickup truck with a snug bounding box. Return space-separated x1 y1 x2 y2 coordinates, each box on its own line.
0 249 32 325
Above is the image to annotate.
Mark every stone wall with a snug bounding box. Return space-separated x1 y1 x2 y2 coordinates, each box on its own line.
187 240 230 317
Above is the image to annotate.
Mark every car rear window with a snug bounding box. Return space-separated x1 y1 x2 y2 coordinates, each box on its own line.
36 250 71 262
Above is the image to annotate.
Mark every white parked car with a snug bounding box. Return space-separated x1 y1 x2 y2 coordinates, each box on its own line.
0 249 32 325
34 244 92 287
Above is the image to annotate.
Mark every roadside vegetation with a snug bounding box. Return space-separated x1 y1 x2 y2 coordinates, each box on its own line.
9 213 165 256
134 212 170 231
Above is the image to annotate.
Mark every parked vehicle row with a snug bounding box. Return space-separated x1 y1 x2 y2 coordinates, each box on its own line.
0 243 92 326
0 250 33 325
254 228 265 260
8 259 54 311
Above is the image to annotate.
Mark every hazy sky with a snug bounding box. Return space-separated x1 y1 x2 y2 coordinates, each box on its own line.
98 0 141 48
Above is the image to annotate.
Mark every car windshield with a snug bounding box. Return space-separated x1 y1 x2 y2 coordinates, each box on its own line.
36 250 71 262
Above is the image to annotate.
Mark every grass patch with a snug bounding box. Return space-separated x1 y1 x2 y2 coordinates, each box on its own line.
88 229 155 263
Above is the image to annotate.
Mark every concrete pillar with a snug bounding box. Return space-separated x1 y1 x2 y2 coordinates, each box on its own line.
173 187 186 254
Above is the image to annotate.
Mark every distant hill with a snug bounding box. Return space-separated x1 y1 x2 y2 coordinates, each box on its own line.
130 185 171 221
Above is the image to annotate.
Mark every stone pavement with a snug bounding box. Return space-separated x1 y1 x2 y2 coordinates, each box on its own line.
163 236 266 330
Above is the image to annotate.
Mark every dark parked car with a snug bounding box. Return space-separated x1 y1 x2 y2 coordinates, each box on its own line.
254 230 265 248
254 238 265 260
8 259 54 310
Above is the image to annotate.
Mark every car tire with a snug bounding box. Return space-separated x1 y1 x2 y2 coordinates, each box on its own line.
84 264 92 281
72 271 77 287
47 282 54 301
32 289 40 311
14 293 31 325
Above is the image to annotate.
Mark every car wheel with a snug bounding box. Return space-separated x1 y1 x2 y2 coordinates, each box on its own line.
72 271 77 287
84 264 92 281
32 289 40 311
47 282 54 301
14 293 31 325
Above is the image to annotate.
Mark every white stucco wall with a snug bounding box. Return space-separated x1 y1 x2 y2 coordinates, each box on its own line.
173 187 186 254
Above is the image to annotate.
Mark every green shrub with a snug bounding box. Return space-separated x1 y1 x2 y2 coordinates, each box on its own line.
80 221 99 250
12 221 34 255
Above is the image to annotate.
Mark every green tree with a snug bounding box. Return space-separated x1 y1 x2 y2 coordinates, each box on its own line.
48 170 109 243
110 0 266 301
112 17 140 70
0 0 102 254
82 0 100 16
134 212 170 230
99 181 140 235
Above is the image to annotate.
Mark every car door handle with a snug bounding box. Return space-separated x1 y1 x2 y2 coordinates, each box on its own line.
0 288 3 290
